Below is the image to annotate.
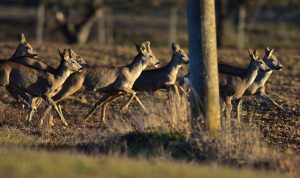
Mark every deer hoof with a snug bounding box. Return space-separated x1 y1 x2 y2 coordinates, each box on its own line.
62 121 68 127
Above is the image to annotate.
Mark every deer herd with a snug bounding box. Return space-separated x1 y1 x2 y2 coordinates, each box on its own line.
0 33 288 127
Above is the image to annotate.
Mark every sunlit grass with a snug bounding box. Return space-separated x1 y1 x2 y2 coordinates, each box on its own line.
0 148 287 178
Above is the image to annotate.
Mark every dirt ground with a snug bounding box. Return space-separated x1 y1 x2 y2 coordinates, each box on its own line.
0 41 299 157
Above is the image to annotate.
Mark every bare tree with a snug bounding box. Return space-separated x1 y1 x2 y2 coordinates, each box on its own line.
53 1 104 44
187 0 220 134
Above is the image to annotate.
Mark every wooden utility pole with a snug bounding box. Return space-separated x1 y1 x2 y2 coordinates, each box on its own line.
187 0 220 134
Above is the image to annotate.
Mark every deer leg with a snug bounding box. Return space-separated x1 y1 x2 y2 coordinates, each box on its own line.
225 96 232 120
40 105 52 126
46 97 68 127
26 98 43 125
236 99 243 123
84 92 116 122
120 93 136 111
47 104 62 127
100 93 123 123
177 85 189 97
48 114 55 127
256 93 289 113
172 85 180 99
121 89 148 113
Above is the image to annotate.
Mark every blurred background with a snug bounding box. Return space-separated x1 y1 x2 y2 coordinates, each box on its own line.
0 0 299 49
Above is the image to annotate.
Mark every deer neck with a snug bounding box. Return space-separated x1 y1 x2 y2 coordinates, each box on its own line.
241 65 260 88
9 53 28 60
126 55 147 81
255 69 272 86
52 64 73 89
9 49 20 60
166 55 182 82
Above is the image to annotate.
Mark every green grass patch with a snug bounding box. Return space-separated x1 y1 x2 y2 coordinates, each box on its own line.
0 126 48 146
0 147 286 178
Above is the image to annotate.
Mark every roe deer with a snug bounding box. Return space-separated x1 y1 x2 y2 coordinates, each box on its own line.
22 49 88 126
4 33 55 108
9 33 56 73
0 49 84 126
218 48 286 121
5 34 88 125
219 49 270 122
39 41 159 125
83 41 159 123
132 43 189 97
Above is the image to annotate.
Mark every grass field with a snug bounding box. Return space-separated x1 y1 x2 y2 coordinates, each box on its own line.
0 41 299 177
0 148 288 178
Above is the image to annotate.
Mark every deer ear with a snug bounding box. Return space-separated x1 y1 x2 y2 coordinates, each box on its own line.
253 49 259 58
58 48 64 59
268 49 274 58
248 49 253 57
265 47 270 53
61 49 69 61
139 42 147 55
135 42 140 52
171 43 176 52
145 41 151 51
18 33 26 43
69 48 75 58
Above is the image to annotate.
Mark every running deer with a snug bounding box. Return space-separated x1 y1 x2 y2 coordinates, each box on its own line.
0 49 84 126
39 41 159 125
132 43 189 97
5 33 56 110
83 41 159 123
219 48 286 121
219 49 270 121
5 34 88 125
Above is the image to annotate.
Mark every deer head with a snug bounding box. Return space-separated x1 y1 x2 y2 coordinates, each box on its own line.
248 49 269 71
171 43 189 64
135 41 160 68
11 33 39 59
58 49 84 73
262 47 283 71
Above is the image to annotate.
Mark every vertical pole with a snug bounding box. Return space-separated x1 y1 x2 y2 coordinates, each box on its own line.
200 0 221 133
36 0 45 44
169 7 178 44
187 0 220 135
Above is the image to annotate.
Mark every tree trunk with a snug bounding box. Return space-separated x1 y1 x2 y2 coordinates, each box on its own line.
169 7 178 44
237 1 246 51
77 8 103 44
97 8 106 45
187 0 203 135
187 0 221 135
216 0 227 48
106 8 114 46
36 0 46 44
